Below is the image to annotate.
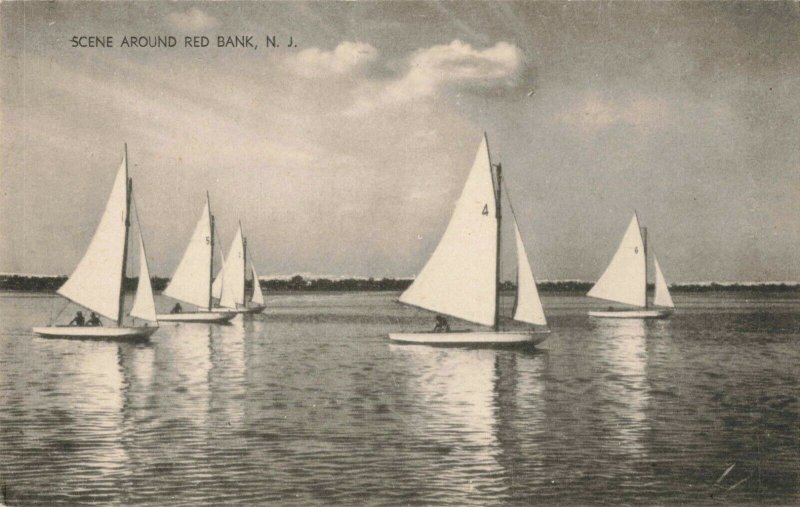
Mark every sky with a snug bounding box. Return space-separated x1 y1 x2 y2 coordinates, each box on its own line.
1 1 798 282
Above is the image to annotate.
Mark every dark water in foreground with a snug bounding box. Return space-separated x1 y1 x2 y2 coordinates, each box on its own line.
0 291 798 506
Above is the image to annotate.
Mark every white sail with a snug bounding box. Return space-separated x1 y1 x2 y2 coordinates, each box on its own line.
653 254 675 308
130 226 158 323
250 262 265 305
58 155 128 322
399 134 497 327
512 221 547 326
211 251 225 300
587 213 646 307
219 224 246 309
163 198 212 309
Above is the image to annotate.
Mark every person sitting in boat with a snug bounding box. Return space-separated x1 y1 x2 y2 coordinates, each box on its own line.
170 302 182 314
433 315 450 333
86 312 102 327
68 311 85 326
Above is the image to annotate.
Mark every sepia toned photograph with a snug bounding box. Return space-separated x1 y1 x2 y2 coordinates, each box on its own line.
1 1 798 505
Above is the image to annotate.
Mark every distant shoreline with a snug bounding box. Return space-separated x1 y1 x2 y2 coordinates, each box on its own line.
1 274 798 294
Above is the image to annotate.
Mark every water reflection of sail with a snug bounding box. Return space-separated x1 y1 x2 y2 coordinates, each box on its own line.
391 345 506 499
117 341 155 501
209 318 247 430
118 343 155 394
58 342 128 495
493 351 547 491
151 325 212 448
593 318 649 460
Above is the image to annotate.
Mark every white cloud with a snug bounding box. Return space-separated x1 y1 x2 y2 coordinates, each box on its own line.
349 40 523 114
288 41 378 78
167 8 218 31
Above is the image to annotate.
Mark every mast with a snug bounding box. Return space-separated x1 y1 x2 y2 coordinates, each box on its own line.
208 191 214 311
241 223 247 306
641 225 648 309
483 132 502 332
493 157 502 332
118 143 131 327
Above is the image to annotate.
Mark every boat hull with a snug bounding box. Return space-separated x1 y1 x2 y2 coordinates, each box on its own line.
389 330 549 346
588 309 673 319
32 326 158 341
224 305 266 314
156 311 237 323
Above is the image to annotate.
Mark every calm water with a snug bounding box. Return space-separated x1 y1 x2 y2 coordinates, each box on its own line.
1 291 798 506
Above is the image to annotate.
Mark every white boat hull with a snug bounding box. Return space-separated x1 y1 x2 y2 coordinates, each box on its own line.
389 330 549 346
32 326 158 341
223 304 266 315
156 311 236 323
588 309 673 319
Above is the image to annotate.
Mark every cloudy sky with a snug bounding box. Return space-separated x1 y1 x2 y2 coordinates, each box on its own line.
1 2 798 282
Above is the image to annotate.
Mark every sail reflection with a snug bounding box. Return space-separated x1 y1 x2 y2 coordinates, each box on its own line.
49 341 129 497
493 351 547 492
390 345 544 500
148 324 212 457
119 342 154 393
208 317 247 429
592 318 650 461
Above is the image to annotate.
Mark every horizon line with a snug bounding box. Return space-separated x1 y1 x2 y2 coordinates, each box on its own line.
1 272 798 286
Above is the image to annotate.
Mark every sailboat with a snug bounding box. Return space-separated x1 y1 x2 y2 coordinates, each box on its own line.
587 213 675 318
156 194 236 323
211 222 266 314
389 134 549 346
33 146 159 340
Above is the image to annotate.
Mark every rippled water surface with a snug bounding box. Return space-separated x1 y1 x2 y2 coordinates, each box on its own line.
1 291 798 505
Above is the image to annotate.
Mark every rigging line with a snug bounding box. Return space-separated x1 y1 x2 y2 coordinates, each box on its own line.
130 193 159 324
500 177 551 281
130 193 152 260
48 292 57 324
501 177 551 330
128 194 143 321
52 298 70 325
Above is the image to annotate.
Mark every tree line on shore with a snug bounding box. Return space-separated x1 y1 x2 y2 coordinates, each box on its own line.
1 274 798 293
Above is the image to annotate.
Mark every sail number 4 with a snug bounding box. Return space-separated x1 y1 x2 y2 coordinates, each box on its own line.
482 204 489 216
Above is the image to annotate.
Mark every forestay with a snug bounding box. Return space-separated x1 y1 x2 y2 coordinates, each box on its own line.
130 227 158 323
512 220 547 326
250 262 265 305
58 156 128 321
219 224 245 309
653 254 675 308
587 213 647 307
399 135 497 327
211 251 224 300
163 199 213 309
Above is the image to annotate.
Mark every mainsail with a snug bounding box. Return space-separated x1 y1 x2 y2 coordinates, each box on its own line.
250 262 265 305
399 135 498 327
653 254 675 308
58 155 129 322
512 220 547 326
219 224 245 309
587 213 647 307
163 198 213 309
